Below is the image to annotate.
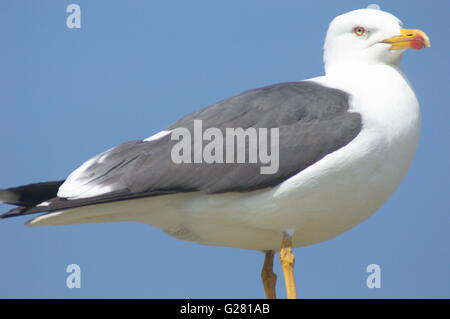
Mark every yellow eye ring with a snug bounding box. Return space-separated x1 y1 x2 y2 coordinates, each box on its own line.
354 26 366 37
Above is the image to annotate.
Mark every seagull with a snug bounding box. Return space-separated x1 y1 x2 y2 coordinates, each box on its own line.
0 7 430 298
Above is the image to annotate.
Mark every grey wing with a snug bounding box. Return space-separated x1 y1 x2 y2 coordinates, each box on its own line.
24 81 362 214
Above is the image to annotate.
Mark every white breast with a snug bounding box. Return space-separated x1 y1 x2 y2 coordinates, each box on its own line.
263 64 421 247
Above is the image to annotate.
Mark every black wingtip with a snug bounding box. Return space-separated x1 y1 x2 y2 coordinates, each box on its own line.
1 181 64 205
0 206 30 219
0 180 65 219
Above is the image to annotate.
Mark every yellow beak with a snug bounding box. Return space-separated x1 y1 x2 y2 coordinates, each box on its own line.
382 28 431 50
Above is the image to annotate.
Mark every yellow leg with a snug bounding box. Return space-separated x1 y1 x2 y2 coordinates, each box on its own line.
261 250 277 299
280 232 297 299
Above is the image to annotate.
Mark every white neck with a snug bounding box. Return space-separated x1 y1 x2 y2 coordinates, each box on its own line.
324 58 402 78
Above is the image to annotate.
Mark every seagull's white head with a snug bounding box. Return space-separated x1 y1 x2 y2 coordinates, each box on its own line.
323 8 430 74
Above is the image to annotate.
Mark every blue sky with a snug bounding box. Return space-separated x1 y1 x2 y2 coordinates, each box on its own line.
0 0 449 298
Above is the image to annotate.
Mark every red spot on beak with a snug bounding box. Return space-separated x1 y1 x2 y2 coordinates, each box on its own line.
410 33 427 50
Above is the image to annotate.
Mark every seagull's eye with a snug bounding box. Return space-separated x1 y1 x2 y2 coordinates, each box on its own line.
353 26 366 37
